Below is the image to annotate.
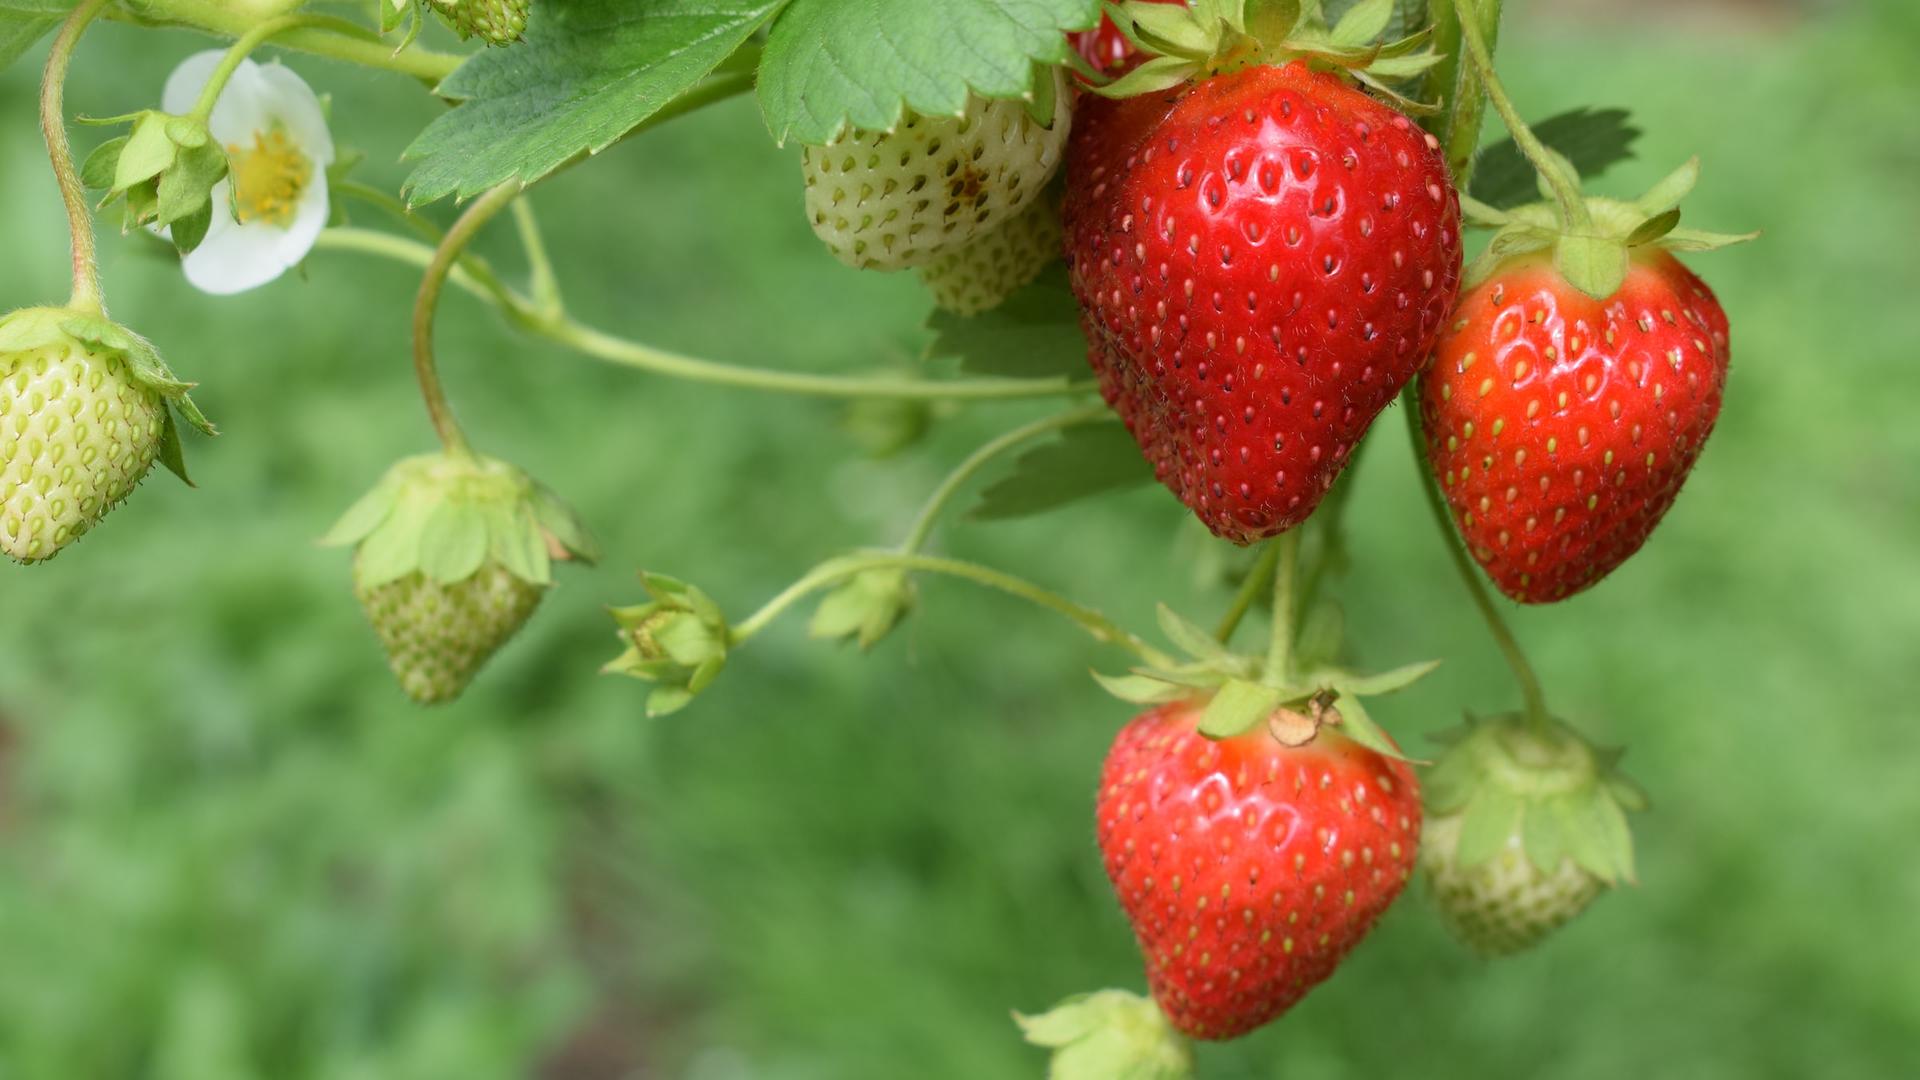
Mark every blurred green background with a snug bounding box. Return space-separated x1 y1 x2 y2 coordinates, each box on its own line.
2 1 1916 1077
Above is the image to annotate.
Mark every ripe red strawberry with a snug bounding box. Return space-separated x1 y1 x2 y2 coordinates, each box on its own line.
1098 698 1421 1039
1418 250 1730 602
1065 61 1461 543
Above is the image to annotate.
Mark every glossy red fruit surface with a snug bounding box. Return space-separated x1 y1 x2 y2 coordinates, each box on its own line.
1097 700 1422 1040
1418 250 1730 602
1065 62 1461 543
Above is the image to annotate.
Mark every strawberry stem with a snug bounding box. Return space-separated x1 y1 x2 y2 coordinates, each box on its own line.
413 180 522 458
1453 0 1589 231
120 0 461 84
1422 0 1506 185
1402 390 1552 728
39 0 113 315
1214 538 1282 645
899 405 1112 555
1263 530 1302 683
730 552 1179 669
186 14 359 122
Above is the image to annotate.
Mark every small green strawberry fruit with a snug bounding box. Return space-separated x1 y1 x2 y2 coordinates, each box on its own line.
0 306 212 564
430 0 528 45
1421 713 1649 956
322 451 595 704
604 572 729 717
801 69 1071 271
918 196 1063 315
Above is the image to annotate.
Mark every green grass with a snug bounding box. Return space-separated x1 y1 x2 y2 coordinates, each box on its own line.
1 4 1916 1077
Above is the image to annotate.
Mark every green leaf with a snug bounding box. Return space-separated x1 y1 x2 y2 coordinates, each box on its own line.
1470 107 1642 210
0 7 58 75
403 0 784 204
1198 679 1284 739
926 263 1087 380
418 500 490 584
1454 786 1522 869
970 421 1151 521
758 0 1098 146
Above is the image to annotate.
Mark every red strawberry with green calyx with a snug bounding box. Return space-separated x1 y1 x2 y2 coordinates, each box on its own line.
1421 712 1648 956
1419 160 1754 602
321 451 596 704
1065 1 1459 543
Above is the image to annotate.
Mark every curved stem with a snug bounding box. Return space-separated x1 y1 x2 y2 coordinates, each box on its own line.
188 14 357 120
333 181 446 242
315 228 505 307
899 406 1112 554
413 181 521 456
1214 538 1281 645
41 0 113 314
1402 390 1551 727
512 198 563 318
319 227 1092 402
1453 0 1587 229
730 552 1177 668
1262 530 1302 682
109 1 461 83
548 318 1093 401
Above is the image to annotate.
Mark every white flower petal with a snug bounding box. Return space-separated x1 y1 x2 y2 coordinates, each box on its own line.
205 60 274 146
255 62 335 166
160 50 226 116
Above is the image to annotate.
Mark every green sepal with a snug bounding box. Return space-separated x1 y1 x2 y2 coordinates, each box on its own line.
1089 54 1198 99
1454 785 1524 869
81 135 128 192
1327 658 1439 697
605 573 732 715
1015 989 1195 1080
1519 800 1565 875
1553 234 1630 302
156 410 191 487
170 200 214 256
323 451 592 589
1198 678 1287 739
1091 670 1195 706
1328 0 1393 48
1330 690 1410 760
1625 208 1681 247
114 111 179 190
40 311 216 477
808 567 915 651
1155 604 1234 666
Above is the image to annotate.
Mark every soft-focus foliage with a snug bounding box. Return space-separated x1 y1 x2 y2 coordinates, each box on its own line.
0 3 1915 1076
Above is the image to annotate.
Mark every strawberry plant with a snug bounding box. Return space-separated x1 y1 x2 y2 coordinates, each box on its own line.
1 0 1763 1073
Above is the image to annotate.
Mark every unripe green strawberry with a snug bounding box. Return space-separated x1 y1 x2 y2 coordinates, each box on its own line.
801 70 1071 271
1 306 210 564
430 0 528 46
1420 713 1648 956
917 196 1062 315
322 451 595 705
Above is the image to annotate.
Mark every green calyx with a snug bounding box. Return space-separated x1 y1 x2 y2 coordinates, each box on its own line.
809 567 915 651
1093 602 1437 759
80 110 228 254
0 305 215 485
1424 712 1648 885
1096 0 1444 111
1016 989 1194 1080
320 450 596 589
604 573 730 717
1461 157 1759 300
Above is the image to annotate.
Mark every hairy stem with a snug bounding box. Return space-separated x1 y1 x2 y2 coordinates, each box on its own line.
318 228 1093 401
1215 538 1282 645
188 14 361 119
41 0 113 314
900 406 1112 554
1402 391 1551 727
1263 530 1302 683
1423 0 1505 186
730 552 1178 669
1452 0 1587 229
413 181 521 457
111 0 462 83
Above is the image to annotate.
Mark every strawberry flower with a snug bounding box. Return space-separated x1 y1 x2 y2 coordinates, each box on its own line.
159 51 333 295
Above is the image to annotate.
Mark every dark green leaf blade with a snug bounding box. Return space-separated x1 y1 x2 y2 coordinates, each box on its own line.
927 264 1087 379
1470 107 1643 210
971 421 1151 521
403 0 784 204
758 0 1100 147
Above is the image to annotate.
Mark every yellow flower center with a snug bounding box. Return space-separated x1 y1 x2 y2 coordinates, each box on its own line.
227 127 311 227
